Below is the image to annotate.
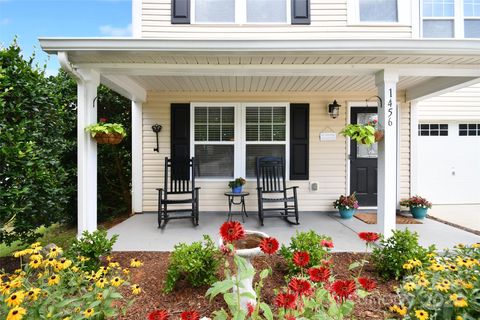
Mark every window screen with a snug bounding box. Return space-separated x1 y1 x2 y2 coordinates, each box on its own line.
359 0 398 22
194 107 234 142
194 145 234 177
247 0 287 23
245 145 286 177
418 124 449 136
246 106 286 141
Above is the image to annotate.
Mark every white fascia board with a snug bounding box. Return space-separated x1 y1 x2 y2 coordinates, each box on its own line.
406 77 480 102
39 38 480 56
100 75 147 102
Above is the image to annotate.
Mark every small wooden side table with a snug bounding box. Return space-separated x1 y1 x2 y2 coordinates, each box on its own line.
224 192 250 222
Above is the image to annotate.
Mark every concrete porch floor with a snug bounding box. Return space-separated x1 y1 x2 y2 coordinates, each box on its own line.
108 211 480 252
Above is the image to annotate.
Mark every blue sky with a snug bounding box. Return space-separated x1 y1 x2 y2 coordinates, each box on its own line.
0 0 132 75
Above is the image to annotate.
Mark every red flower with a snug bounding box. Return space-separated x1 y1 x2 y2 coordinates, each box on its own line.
358 277 376 291
284 316 296 320
358 232 380 243
308 267 331 283
321 239 334 248
330 280 356 302
148 310 169 320
321 258 333 266
292 251 310 268
99 117 108 123
220 221 245 243
247 303 255 317
288 278 312 296
274 292 297 309
260 237 279 255
180 311 199 320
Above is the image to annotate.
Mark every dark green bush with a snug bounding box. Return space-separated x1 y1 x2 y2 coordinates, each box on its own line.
371 229 435 280
279 230 331 275
66 229 118 271
164 235 222 293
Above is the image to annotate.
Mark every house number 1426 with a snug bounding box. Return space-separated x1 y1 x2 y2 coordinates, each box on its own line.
387 88 393 126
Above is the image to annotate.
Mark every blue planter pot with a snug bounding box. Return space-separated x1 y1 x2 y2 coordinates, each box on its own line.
410 207 428 219
338 208 355 219
232 186 243 193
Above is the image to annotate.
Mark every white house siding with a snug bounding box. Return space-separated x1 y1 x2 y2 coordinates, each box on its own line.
140 0 412 39
142 92 410 212
399 102 410 201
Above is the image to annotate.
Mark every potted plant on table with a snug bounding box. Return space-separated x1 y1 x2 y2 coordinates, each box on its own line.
333 192 359 219
400 195 432 219
228 177 246 193
85 118 127 144
340 119 383 146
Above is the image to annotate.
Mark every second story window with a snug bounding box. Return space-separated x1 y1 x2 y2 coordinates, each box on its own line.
192 0 289 24
464 0 480 37
359 0 398 22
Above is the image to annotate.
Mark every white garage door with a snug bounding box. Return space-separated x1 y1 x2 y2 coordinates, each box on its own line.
418 123 480 204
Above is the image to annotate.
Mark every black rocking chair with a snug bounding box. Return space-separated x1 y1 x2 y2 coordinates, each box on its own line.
157 157 200 228
256 156 299 226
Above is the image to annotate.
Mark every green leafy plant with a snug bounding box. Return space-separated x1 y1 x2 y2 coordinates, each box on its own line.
164 235 222 293
400 195 432 209
340 123 376 145
391 243 480 320
371 229 435 280
279 230 332 275
228 177 246 189
66 229 118 271
85 118 127 138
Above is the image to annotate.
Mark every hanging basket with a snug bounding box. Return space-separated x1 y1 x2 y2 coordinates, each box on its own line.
93 133 124 145
374 130 384 142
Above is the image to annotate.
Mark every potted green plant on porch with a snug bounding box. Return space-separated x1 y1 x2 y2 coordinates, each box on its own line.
228 177 246 193
85 118 127 145
333 192 359 219
340 119 383 146
400 195 432 219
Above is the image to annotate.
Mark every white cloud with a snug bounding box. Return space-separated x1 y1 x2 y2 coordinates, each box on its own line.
99 23 132 37
0 18 11 25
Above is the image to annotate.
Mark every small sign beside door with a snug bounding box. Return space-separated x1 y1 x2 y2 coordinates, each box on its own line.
320 132 337 141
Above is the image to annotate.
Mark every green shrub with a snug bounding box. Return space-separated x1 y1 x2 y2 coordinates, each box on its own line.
66 229 118 271
164 235 222 293
279 230 331 275
371 229 435 280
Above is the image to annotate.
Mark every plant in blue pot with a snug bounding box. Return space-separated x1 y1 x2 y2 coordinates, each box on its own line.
333 192 359 219
228 177 246 193
400 195 432 219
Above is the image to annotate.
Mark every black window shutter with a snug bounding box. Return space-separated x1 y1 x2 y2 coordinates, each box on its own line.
290 103 309 180
291 0 310 25
171 103 190 179
171 0 190 24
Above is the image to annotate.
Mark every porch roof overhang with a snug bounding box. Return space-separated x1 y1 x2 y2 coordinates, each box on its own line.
40 38 480 102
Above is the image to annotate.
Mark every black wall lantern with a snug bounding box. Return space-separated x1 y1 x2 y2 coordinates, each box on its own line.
152 124 162 152
328 100 341 119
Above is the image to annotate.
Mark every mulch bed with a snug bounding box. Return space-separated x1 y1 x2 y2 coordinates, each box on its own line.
111 252 399 320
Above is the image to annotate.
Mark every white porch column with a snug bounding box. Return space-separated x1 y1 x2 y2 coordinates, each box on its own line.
376 70 399 238
77 70 100 237
131 101 143 214
409 101 419 196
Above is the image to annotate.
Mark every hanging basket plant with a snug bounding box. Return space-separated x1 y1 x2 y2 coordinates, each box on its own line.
85 118 127 145
340 119 383 146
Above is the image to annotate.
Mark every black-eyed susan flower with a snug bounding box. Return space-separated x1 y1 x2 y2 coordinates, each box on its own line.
428 263 445 271
62 317 71 320
29 254 42 261
130 258 143 267
122 268 130 275
110 277 123 287
71 266 79 273
83 308 95 318
6 306 26 320
95 278 106 289
26 288 41 301
48 246 63 258
96 293 104 300
403 262 414 270
131 284 141 295
29 259 42 269
57 258 72 270
389 305 407 316
44 258 57 267
450 294 468 308
403 282 416 292
472 243 480 249
417 277 430 287
1 284 12 295
435 281 450 292
415 309 429 320
108 262 120 269
30 242 41 249
48 275 60 286
5 291 24 307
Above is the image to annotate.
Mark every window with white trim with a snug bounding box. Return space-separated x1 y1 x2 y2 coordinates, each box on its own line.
422 0 480 38
459 123 480 136
418 123 449 136
192 103 289 179
192 0 289 24
347 0 410 24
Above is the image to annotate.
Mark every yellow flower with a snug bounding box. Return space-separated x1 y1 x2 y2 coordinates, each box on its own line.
5 291 24 307
6 306 26 320
472 243 480 248
130 258 143 267
96 293 104 300
455 243 465 249
48 275 60 286
403 282 416 292
110 277 123 287
411 258 422 267
456 316 463 320
44 258 57 267
426 252 436 258
462 281 473 289
83 308 95 318
450 294 468 308
456 257 473 268
79 256 90 262
131 284 141 295
418 277 430 287
29 259 42 269
29 254 42 261
415 309 429 320
9 278 22 289
13 249 33 258
1 284 12 296
108 262 120 269
435 282 450 292
30 242 42 248
95 278 107 289
447 264 458 272
26 288 41 301
57 258 72 270
106 255 112 262
122 268 130 275
62 317 71 320
428 263 445 271
403 263 414 270
48 246 63 258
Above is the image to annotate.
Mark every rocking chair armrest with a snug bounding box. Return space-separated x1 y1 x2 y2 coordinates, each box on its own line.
285 186 299 190
256 187 263 191
156 188 164 191
194 187 201 190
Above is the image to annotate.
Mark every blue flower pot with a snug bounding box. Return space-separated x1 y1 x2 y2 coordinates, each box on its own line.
232 186 243 193
339 208 355 219
410 207 428 219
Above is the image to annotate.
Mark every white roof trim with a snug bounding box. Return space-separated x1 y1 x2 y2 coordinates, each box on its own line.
40 38 480 55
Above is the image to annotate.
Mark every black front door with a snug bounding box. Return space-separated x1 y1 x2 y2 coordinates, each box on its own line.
350 107 378 206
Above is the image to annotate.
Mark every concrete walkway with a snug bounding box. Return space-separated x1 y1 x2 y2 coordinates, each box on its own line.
108 211 480 252
428 204 480 232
